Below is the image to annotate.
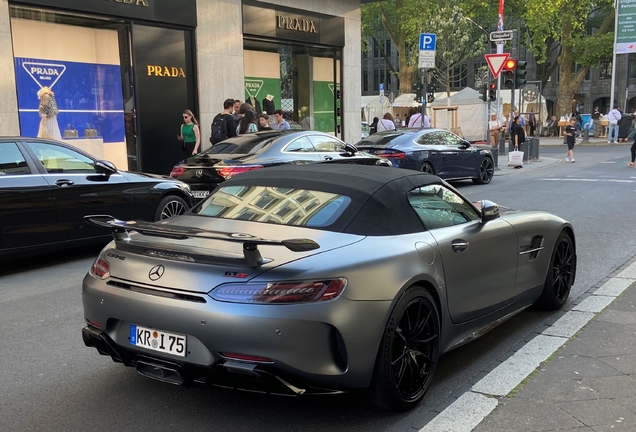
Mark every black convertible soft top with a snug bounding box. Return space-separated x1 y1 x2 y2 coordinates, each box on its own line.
218 164 442 236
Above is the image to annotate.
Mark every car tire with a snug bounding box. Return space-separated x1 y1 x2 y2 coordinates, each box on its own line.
153 195 188 221
367 287 440 412
420 162 434 175
472 157 494 184
536 231 576 310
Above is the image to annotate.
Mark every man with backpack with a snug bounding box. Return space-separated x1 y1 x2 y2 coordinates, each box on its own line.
210 99 238 144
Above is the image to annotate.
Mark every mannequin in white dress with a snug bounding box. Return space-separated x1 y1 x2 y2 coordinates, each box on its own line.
37 86 62 140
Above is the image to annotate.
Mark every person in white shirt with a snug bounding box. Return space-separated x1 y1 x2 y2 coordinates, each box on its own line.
607 104 622 144
489 113 502 149
407 108 430 128
376 113 397 132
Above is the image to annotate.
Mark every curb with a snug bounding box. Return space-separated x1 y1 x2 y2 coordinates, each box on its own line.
418 256 636 432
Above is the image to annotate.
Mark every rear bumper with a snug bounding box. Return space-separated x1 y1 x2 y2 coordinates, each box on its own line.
82 326 338 395
82 274 391 392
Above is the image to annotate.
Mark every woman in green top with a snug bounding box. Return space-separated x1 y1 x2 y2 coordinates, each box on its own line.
177 109 200 160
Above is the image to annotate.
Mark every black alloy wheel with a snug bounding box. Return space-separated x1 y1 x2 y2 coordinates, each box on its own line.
420 162 434 175
536 231 576 310
154 195 188 221
368 288 440 411
472 157 494 184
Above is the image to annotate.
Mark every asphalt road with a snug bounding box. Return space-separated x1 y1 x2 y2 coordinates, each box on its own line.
1 145 634 432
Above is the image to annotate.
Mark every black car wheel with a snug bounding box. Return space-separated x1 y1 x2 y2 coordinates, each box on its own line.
420 162 434 175
154 195 188 221
536 231 576 310
472 157 494 184
368 287 440 411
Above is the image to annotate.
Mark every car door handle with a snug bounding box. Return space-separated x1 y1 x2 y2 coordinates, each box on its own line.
449 152 459 155
55 179 74 187
451 240 469 253
324 156 333 161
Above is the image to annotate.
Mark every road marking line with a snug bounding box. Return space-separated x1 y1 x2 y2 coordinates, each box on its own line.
539 179 635 183
419 272 636 432
601 161 616 164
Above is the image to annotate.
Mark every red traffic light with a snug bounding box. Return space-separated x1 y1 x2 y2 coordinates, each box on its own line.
489 83 496 90
504 59 517 71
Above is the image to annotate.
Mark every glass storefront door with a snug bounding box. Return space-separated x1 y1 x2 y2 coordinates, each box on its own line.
243 40 342 138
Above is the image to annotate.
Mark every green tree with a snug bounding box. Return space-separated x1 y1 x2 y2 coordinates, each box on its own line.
521 0 615 116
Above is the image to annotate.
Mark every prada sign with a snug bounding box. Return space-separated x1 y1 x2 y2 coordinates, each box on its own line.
17 0 196 27
277 15 317 34
243 1 344 47
147 65 186 78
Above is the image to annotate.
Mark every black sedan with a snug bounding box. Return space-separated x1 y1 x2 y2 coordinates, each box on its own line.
0 137 194 261
355 128 495 184
170 130 389 200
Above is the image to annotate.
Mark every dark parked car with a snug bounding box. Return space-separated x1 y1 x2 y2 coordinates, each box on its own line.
170 130 389 200
0 137 194 260
355 128 495 184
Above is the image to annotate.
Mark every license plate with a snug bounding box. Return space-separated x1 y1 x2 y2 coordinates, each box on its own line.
192 190 210 199
130 324 187 357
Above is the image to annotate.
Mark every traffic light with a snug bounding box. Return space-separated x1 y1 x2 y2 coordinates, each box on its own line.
479 84 487 101
503 58 516 89
516 60 527 87
427 91 435 103
488 83 496 101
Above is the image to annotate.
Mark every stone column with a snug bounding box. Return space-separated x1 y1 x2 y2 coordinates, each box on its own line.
0 0 20 136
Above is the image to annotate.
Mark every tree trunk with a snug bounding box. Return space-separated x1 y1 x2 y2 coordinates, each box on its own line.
398 52 415 94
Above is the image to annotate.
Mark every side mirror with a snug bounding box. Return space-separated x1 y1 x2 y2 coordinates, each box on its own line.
95 160 118 176
461 140 471 148
344 143 358 154
480 199 500 223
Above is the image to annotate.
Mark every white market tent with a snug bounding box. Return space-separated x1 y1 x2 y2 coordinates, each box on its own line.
431 88 488 141
361 95 392 123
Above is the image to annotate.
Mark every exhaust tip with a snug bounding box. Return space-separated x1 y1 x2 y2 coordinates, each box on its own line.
136 360 187 385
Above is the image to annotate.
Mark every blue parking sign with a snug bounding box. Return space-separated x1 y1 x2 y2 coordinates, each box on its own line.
419 33 437 51
379 83 384 91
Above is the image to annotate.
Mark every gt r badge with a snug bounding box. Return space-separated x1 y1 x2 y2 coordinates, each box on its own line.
195 169 203 178
224 271 248 278
148 265 165 281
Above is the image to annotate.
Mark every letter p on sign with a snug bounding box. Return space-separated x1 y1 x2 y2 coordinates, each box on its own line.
419 33 437 51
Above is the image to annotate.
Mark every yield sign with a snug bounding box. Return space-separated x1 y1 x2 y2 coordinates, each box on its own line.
484 53 510 79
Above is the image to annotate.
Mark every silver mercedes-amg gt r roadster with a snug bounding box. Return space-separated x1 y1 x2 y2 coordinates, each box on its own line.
82 164 576 411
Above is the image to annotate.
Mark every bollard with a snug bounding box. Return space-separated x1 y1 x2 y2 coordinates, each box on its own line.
581 127 589 143
491 146 500 170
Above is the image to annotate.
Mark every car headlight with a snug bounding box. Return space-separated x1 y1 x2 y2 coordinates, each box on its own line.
210 279 347 304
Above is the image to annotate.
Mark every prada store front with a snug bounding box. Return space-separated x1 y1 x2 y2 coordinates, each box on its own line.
6 0 197 175
242 1 345 139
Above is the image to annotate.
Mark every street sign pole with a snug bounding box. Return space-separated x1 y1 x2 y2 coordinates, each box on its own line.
419 33 437 122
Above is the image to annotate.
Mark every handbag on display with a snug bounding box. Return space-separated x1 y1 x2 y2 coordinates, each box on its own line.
508 150 524 167
84 123 98 137
64 124 78 138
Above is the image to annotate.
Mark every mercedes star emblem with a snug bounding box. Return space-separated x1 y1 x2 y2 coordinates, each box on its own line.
195 169 203 178
148 265 165 281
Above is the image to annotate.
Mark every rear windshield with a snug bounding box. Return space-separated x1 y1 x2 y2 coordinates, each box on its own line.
202 133 278 155
357 131 410 147
194 185 351 228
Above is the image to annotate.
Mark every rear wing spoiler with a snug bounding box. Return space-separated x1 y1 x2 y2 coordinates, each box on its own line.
84 215 320 267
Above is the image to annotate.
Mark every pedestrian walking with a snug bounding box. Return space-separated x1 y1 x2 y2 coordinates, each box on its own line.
177 109 200 159
210 98 238 144
564 117 576 162
607 104 621 144
489 113 502 149
258 114 272 131
407 107 431 128
511 115 526 150
376 113 396 132
236 109 258 135
592 106 601 137
272 109 290 130
528 108 537 137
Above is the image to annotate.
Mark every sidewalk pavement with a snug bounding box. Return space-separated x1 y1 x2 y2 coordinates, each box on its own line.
485 135 631 176
421 253 636 432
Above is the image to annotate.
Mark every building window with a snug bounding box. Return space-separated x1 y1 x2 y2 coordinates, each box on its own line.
380 69 385 89
373 41 379 58
630 54 636 79
363 70 368 92
599 61 612 80
373 69 379 91
575 64 590 81
451 65 468 88
385 39 391 56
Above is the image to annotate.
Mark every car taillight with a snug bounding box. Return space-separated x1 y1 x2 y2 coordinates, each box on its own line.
89 257 110 279
210 279 347 304
377 151 405 159
170 166 184 178
220 353 273 363
216 165 264 179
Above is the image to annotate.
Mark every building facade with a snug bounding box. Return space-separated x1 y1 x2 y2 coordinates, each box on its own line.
0 0 362 174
